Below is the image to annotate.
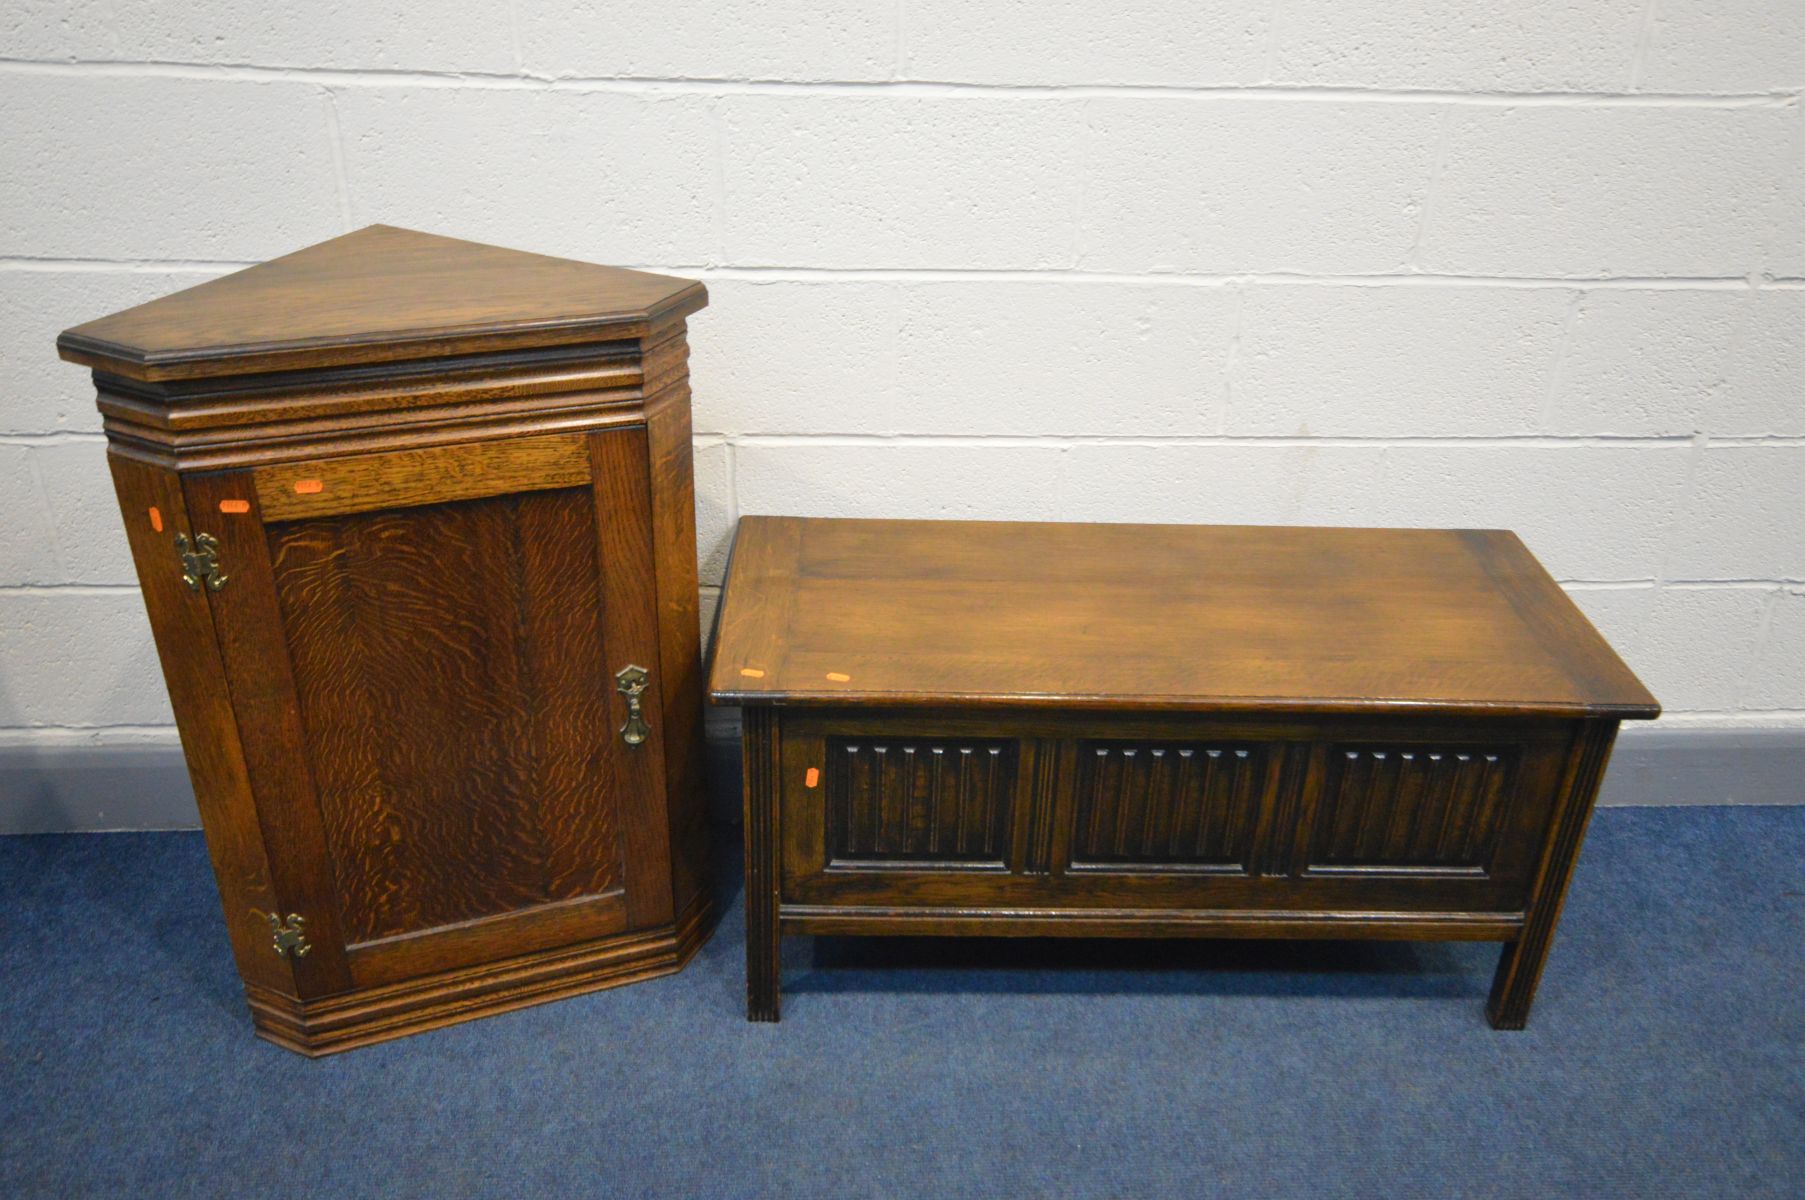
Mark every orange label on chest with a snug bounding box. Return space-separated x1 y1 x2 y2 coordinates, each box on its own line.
805 768 820 789
218 499 251 514
147 506 163 532
739 668 766 678
293 479 324 495
825 672 851 682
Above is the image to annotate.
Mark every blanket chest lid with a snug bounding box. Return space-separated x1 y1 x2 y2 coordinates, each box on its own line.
56 225 706 383
707 516 1659 720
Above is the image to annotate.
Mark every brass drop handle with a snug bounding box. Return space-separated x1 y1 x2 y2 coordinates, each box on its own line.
616 665 651 746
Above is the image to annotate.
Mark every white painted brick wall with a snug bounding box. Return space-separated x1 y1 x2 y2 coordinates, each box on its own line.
894 283 1240 436
520 2 896 82
1269 1 1646 92
1079 101 1443 274
336 89 717 266
1231 285 1574 436
719 95 1083 269
1549 290 1743 436
0 593 172 727
1418 107 1794 277
3 2 1804 755
1 75 344 261
901 3 1269 88
1642 0 1805 94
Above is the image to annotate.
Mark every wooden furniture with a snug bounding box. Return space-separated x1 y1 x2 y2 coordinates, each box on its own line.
58 225 714 1055
708 516 1658 1027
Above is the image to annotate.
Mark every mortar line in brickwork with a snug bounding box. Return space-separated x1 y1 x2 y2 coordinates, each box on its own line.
0 584 143 596
10 431 1796 448
1645 711 1805 725
320 88 355 232
0 258 1774 291
0 59 1796 109
0 433 108 446
1628 0 1661 93
712 433 1805 449
1569 578 1805 588
624 267 1766 291
1743 589 1787 713
0 726 184 742
0 257 253 273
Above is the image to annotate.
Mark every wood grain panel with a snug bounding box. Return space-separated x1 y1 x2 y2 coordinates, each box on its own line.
268 487 621 945
709 517 1659 718
1069 742 1268 873
743 707 781 1022
1309 745 1517 873
57 224 706 380
825 737 1017 865
183 469 357 998
1489 720 1620 1028
253 434 590 520
588 426 676 929
107 455 294 993
644 375 711 924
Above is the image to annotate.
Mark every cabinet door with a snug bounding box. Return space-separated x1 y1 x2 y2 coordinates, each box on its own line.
185 428 673 996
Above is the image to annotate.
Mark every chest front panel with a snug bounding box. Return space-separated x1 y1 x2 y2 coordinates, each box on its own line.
778 710 1570 914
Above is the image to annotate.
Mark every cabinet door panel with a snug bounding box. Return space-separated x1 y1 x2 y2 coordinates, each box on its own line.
189 430 664 993
269 487 620 943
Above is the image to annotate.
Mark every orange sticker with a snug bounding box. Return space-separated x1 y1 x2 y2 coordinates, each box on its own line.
805 768 820 789
739 668 766 678
825 672 851 682
218 499 251 514
293 479 324 495
147 506 163 533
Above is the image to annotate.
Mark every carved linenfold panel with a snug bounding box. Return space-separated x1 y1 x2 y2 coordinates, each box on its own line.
1069 742 1268 872
825 738 1016 866
1309 745 1518 873
270 487 621 944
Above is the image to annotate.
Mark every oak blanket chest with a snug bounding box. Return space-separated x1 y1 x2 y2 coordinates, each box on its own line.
58 226 714 1054
707 516 1659 1026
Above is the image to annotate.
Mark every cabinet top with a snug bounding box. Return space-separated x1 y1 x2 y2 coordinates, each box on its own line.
56 225 706 382
708 516 1659 720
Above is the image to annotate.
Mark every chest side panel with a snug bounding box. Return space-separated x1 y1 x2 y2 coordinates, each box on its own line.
269 486 620 944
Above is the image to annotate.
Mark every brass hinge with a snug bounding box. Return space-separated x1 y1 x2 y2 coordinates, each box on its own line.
175 532 228 592
263 912 311 958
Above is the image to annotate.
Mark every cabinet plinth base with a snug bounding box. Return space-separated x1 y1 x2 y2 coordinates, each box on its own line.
245 892 714 1057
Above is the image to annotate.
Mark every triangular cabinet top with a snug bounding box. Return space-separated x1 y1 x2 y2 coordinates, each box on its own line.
57 225 707 382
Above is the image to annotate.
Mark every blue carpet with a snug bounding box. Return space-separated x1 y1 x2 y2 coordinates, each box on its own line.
1 806 1801 1198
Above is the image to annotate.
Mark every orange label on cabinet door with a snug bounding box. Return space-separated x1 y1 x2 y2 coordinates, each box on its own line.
805 768 820 788
218 499 251 514
147 506 163 532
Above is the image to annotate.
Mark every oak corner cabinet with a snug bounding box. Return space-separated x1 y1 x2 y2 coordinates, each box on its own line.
707 516 1660 1028
58 225 714 1055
